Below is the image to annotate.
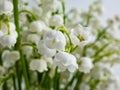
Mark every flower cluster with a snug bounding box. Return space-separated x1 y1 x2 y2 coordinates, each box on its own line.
0 0 120 90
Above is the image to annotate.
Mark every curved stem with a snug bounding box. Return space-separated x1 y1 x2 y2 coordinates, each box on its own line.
19 10 37 20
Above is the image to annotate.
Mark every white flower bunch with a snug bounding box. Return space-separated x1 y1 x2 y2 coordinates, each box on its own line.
0 0 120 90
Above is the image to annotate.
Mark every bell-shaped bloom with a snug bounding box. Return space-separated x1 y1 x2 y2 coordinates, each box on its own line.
70 24 92 46
2 50 20 68
53 51 78 72
0 0 13 14
30 59 48 73
79 57 93 73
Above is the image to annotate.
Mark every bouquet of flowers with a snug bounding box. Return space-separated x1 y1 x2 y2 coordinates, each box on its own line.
0 0 120 90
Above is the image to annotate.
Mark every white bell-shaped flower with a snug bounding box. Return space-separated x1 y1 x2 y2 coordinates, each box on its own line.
2 50 20 68
53 51 78 72
49 15 63 27
29 21 46 33
0 0 13 14
30 59 48 73
79 57 93 73
0 22 18 48
43 30 66 50
27 34 40 44
38 40 56 57
70 24 91 46
22 46 33 58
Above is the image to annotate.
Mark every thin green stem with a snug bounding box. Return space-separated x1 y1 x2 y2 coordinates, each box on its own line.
19 10 37 20
20 49 30 90
53 67 60 90
15 62 22 90
12 74 17 90
74 72 84 90
62 1 66 25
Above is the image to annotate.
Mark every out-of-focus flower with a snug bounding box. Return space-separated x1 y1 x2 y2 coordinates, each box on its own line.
22 46 33 58
0 0 13 14
49 15 63 27
79 57 93 73
53 51 78 72
2 50 20 68
27 34 40 44
30 59 48 73
29 21 47 34
41 0 61 12
79 83 90 90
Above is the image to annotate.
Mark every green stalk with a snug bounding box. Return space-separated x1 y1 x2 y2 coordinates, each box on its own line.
12 74 17 90
62 1 66 25
20 49 30 90
74 72 84 90
13 0 21 50
13 0 22 90
13 0 30 90
53 67 60 90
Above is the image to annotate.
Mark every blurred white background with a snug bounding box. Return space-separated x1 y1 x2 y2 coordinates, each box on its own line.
65 0 120 21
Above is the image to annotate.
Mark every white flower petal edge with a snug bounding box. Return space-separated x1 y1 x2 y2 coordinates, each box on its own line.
53 51 78 73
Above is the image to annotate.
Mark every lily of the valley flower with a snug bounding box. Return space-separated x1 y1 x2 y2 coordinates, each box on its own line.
37 30 66 57
49 15 63 27
2 50 20 68
29 21 46 34
30 59 48 73
70 24 91 46
79 57 93 73
0 22 18 48
53 51 78 72
0 0 13 14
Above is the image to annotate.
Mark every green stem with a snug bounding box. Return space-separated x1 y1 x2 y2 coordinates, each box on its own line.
64 72 78 90
57 27 73 46
19 10 37 20
74 72 84 90
13 0 21 49
13 0 30 90
13 0 22 90
12 74 17 90
15 62 22 90
54 67 60 90
20 49 30 90
62 1 66 25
